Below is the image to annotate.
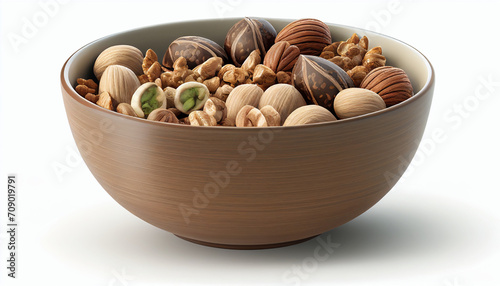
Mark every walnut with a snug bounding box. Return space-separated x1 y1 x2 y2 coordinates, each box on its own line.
329 56 356 72
347 65 368 87
252 64 276 89
75 78 97 97
241 50 261 74
218 64 236 80
320 42 340 59
77 78 98 90
320 33 386 86
142 49 157 73
203 77 220 93
337 42 366 66
195 57 223 80
223 67 249 86
138 74 149 84
142 49 161 82
213 84 233 102
276 71 292 85
75 85 96 97
363 46 386 72
84 93 99 103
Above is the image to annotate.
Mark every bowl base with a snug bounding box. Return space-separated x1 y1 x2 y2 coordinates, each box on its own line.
175 235 318 250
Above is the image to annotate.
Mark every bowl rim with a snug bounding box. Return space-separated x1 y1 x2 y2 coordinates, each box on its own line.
61 17 435 130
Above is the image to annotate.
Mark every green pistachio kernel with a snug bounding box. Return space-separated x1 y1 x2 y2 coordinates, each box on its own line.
183 97 196 111
180 87 206 111
140 86 160 116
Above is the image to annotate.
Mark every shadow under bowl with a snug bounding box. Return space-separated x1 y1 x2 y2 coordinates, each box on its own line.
60 18 434 249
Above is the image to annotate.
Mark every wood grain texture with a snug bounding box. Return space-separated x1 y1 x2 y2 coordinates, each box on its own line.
61 19 435 249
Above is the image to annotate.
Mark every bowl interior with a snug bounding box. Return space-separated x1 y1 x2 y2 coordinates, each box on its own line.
63 18 431 106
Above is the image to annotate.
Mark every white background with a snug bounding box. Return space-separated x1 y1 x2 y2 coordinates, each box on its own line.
1 0 499 285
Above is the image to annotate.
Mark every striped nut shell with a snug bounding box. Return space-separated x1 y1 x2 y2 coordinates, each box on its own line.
224 17 277 67
275 18 332 56
292 55 354 110
360 66 413 107
263 41 301 73
162 36 228 69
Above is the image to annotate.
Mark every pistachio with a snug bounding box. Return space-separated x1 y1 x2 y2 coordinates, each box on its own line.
131 82 166 118
174 82 210 114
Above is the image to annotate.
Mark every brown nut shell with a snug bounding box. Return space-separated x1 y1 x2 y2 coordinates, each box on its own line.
163 36 228 69
263 41 300 73
275 18 332 56
360 66 413 107
224 17 277 67
292 55 354 110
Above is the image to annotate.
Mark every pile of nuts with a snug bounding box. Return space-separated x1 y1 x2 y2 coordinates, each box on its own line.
74 17 414 127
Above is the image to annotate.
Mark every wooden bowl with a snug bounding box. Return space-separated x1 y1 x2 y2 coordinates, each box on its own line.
60 19 434 249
